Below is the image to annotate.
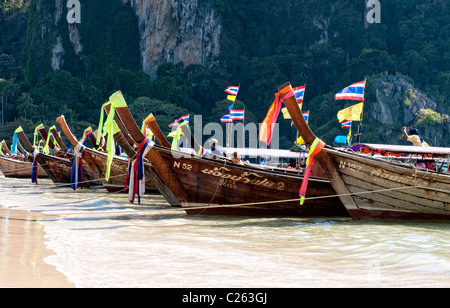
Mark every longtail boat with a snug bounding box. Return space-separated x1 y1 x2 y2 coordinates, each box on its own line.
0 140 46 178
281 81 450 220
26 125 100 188
15 126 64 184
15 125 96 187
48 126 103 188
56 114 156 193
111 91 348 216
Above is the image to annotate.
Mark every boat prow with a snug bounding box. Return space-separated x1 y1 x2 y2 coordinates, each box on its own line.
281 81 450 220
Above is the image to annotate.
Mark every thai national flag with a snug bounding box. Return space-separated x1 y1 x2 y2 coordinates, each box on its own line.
291 111 309 126
303 111 309 122
168 115 189 127
293 85 305 103
341 120 352 128
225 86 239 96
221 114 232 123
230 110 244 120
335 81 365 101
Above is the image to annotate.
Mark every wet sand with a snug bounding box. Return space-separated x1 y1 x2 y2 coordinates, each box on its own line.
0 207 75 288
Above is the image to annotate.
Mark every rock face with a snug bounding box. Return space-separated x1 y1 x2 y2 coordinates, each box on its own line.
19 0 221 80
370 75 449 146
123 0 221 79
372 75 437 125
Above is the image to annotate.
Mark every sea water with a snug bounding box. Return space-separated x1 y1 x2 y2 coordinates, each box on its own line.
1 176 450 288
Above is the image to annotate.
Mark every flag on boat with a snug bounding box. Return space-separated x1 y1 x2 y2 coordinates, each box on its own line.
168 114 189 128
225 86 239 96
225 85 239 110
335 81 365 101
281 104 302 119
281 85 305 119
290 111 309 127
337 102 364 122
259 92 283 146
341 120 352 128
221 114 232 123
334 135 348 144
227 95 236 102
293 85 305 103
303 111 309 122
230 110 244 120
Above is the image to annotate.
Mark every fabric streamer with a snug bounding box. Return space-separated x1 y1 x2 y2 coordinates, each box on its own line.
102 91 128 182
259 91 295 146
299 137 325 205
42 130 53 155
127 138 152 204
11 132 19 155
33 124 44 147
141 113 155 139
31 149 40 184
96 102 110 146
81 127 94 145
171 124 183 150
70 144 85 190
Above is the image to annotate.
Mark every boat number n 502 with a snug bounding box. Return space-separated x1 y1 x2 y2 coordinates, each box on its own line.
338 161 362 172
173 161 192 171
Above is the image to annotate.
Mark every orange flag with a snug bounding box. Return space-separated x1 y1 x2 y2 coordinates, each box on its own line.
259 92 282 146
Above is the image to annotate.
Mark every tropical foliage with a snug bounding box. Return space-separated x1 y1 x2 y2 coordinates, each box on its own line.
0 0 449 148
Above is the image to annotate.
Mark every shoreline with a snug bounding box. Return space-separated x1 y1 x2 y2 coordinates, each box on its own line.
0 206 75 288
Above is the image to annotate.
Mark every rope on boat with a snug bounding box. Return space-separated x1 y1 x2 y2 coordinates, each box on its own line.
1 156 448 214
1 174 446 216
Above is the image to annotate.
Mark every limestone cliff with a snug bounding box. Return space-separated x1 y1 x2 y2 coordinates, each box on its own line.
25 0 221 80
368 76 449 146
123 0 221 79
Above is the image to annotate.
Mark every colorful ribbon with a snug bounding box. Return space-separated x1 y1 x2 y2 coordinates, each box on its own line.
96 102 110 146
0 140 5 155
31 149 40 184
33 124 44 147
299 137 325 205
141 113 155 139
81 127 94 146
127 138 151 204
11 131 19 155
70 144 85 190
101 91 128 181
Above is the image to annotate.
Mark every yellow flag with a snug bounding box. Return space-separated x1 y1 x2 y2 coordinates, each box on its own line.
347 128 352 144
337 102 364 123
295 136 304 145
227 95 236 102
281 104 302 119
168 130 184 137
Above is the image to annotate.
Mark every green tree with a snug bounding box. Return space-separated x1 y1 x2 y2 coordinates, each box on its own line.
16 92 38 119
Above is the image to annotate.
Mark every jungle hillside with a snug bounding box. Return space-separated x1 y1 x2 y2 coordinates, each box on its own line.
0 0 449 149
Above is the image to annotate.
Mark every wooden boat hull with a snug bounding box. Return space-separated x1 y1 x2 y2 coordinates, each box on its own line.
0 155 47 179
147 145 348 217
38 152 102 188
279 80 450 220
82 148 156 193
323 147 450 220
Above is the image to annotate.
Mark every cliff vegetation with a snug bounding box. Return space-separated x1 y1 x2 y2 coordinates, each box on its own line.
0 0 449 148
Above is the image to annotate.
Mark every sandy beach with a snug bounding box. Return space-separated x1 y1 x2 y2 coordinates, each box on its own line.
0 207 75 288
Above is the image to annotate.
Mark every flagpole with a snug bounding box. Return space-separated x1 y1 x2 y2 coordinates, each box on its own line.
242 106 245 149
356 79 366 144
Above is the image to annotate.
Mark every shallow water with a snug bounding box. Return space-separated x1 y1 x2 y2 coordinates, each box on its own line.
1 176 450 287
